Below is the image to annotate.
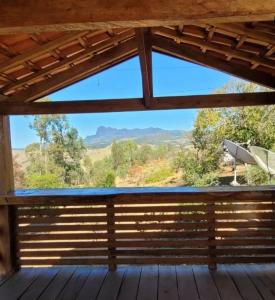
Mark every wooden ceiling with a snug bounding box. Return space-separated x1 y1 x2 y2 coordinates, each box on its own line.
0 21 274 104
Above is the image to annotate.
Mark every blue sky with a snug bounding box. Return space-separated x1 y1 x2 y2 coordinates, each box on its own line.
11 52 234 148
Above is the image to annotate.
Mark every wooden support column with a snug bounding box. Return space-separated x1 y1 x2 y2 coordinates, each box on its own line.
136 28 153 107
107 198 117 271
208 200 217 271
0 115 18 276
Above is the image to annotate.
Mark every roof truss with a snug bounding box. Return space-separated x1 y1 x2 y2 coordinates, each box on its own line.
0 21 274 108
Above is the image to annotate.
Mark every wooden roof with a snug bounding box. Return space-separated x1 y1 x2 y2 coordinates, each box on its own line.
0 21 274 103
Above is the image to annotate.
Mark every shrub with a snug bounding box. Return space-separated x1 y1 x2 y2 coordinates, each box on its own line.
145 167 173 184
246 165 270 185
26 173 63 189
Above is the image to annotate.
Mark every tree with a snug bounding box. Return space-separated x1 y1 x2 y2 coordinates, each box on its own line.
26 112 86 188
111 140 138 176
84 156 115 187
136 144 153 164
13 154 25 189
180 80 275 186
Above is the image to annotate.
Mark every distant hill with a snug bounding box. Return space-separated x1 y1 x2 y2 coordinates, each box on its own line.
84 126 192 148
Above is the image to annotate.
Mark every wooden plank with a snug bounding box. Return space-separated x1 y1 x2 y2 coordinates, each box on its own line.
254 264 275 295
136 28 153 106
176 265 199 300
137 265 158 300
211 265 243 300
2 186 275 206
1 92 275 115
76 267 108 300
117 266 141 300
107 199 116 271
20 258 109 266
8 39 137 103
225 264 263 300
19 249 109 258
158 265 179 300
96 267 125 300
153 35 275 89
17 202 275 215
20 268 59 300
0 115 17 276
0 1 275 34
193 265 221 300
17 220 275 233
56 267 91 300
0 268 39 299
38 267 76 300
242 264 275 300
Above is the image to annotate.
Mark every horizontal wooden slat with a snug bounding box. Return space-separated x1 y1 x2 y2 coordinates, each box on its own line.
20 256 275 266
20 258 109 266
17 220 275 234
17 203 275 218
18 231 212 241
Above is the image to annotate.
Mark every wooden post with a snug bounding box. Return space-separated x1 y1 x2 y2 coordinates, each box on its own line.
107 198 116 271
0 115 18 276
208 200 217 271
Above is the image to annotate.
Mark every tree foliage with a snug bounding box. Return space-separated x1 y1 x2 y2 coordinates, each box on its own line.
176 80 275 186
26 114 86 187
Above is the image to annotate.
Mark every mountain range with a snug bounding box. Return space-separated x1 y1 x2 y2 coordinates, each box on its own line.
84 126 192 148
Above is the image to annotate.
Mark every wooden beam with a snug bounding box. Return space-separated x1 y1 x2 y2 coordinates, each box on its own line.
0 92 274 115
152 35 275 89
0 187 275 206
0 1 274 34
7 39 138 103
136 28 153 106
153 27 275 69
0 116 18 276
0 31 89 74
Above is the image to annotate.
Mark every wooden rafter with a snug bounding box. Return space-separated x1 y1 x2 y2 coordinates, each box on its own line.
0 30 135 94
7 39 138 103
153 27 275 70
0 1 274 34
152 35 275 89
136 28 153 106
1 92 274 115
0 31 90 74
216 23 275 45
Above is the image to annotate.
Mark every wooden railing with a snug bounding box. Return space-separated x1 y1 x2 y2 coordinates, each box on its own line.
1 187 275 270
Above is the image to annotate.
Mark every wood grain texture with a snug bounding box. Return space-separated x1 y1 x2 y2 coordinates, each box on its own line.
0 116 17 276
0 1 274 34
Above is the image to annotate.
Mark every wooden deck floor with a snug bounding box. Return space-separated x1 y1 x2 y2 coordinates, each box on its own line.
0 264 275 300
